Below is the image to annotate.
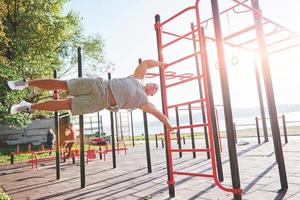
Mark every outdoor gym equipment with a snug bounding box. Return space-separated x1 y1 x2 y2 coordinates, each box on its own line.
149 0 299 199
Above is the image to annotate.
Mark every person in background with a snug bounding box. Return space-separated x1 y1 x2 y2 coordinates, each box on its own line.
43 128 55 155
64 123 76 158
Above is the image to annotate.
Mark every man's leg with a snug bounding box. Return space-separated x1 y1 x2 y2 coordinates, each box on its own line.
28 79 68 91
7 79 69 91
10 99 71 114
31 99 71 111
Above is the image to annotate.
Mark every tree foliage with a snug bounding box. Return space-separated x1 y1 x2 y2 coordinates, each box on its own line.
0 0 110 128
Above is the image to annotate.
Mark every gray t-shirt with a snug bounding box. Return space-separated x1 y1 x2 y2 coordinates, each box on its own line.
108 77 148 109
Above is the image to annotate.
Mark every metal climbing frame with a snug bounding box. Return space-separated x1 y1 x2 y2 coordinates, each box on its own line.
151 0 299 199
153 0 244 198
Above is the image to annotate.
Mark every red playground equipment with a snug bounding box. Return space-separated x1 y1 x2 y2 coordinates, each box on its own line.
149 0 299 199
154 6 243 200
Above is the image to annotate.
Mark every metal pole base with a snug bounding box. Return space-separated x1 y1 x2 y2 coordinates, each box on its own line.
234 193 242 200
168 184 175 198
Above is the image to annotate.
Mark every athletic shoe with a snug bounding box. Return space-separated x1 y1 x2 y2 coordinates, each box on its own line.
6 79 28 90
10 101 32 114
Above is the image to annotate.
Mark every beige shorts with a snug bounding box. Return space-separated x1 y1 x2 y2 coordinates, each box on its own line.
66 78 108 115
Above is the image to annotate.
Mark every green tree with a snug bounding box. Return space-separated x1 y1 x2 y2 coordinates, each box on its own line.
0 1 9 64
0 0 110 128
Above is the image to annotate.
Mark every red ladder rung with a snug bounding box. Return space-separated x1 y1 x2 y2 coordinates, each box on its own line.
173 171 214 178
167 51 201 68
163 30 195 48
166 76 202 88
173 123 208 130
171 148 210 153
168 99 206 109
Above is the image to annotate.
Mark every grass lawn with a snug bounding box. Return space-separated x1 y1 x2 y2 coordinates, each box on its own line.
0 186 10 200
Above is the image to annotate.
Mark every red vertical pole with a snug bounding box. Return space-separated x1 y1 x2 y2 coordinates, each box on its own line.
191 23 210 160
155 14 175 197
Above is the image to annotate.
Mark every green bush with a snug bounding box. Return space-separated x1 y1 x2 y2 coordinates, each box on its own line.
0 192 10 200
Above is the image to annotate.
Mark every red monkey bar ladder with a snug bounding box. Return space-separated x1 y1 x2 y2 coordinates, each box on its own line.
154 1 243 199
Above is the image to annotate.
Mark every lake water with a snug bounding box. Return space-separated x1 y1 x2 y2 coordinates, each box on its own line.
97 111 300 136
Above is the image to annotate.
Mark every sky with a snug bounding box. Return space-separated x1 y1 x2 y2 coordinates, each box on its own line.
63 0 300 131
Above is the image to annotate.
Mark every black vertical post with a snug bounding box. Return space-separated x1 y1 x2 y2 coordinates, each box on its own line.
72 153 75 164
191 23 210 159
108 73 116 168
155 14 175 197
10 153 14 165
282 115 288 144
211 1 242 199
90 117 93 135
233 123 237 144
255 117 261 144
115 112 119 142
251 0 288 190
130 110 135 147
155 134 158 148
100 115 103 136
188 104 196 158
53 70 60 180
254 60 269 142
97 112 101 139
98 114 103 159
99 145 102 160
175 107 182 158
143 111 152 173
119 112 123 140
139 58 152 173
77 47 85 188
199 27 224 182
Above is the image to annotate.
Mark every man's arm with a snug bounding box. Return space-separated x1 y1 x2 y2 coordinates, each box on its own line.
134 59 165 79
139 102 173 132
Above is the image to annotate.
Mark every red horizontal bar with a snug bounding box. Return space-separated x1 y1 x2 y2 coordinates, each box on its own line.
269 43 300 55
262 16 299 36
235 22 273 47
167 51 201 68
173 171 214 178
165 71 193 80
206 36 251 51
231 0 299 36
145 72 159 78
264 34 296 48
178 106 203 111
162 30 194 41
163 30 195 48
161 6 195 26
201 0 249 25
168 99 206 109
173 123 208 130
171 148 210 153
224 25 256 41
166 76 202 88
